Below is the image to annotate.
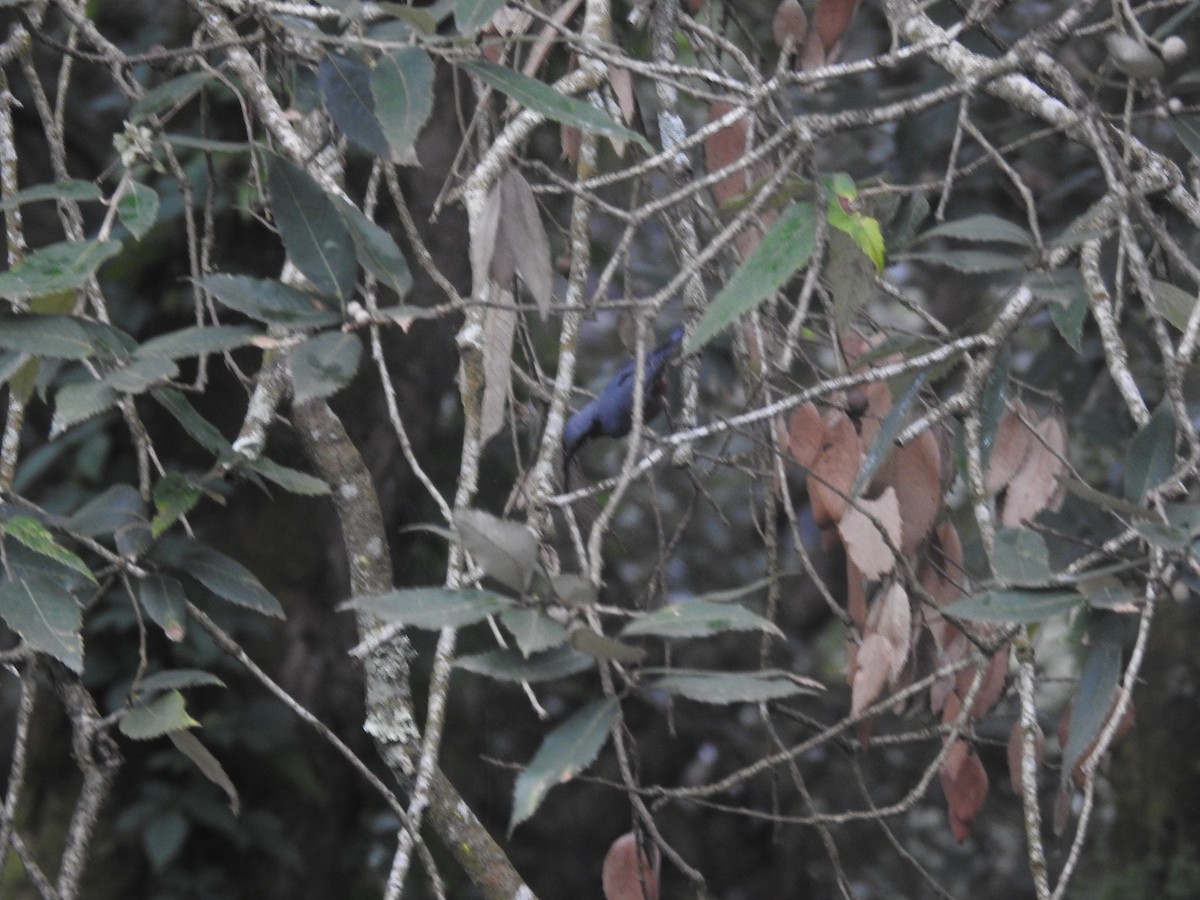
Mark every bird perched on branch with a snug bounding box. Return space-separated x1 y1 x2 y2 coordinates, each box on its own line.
563 325 685 467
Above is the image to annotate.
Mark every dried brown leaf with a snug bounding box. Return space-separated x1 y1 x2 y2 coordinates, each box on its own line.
705 102 750 211
772 0 809 49
941 739 988 842
809 410 861 525
846 557 868 631
985 402 1034 495
499 169 553 318
868 582 912 682
610 67 636 126
814 0 861 53
838 487 901 580
851 632 894 717
1000 410 1067 526
603 832 661 900
799 28 826 71
788 401 826 468
480 294 518 444
888 430 942 555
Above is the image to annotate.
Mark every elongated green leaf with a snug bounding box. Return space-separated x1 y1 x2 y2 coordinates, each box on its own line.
1050 288 1088 352
179 545 285 618
568 628 647 665
978 343 1011 470
152 388 232 456
1 541 91 591
289 331 362 402
130 71 214 122
120 690 199 739
243 457 330 495
458 60 649 151
501 607 567 657
168 730 240 815
1171 117 1200 162
135 669 226 696
143 810 188 871
197 274 340 328
0 179 102 212
117 183 159 240
1151 279 1197 333
67 484 149 558
342 587 513 628
332 198 413 297
852 370 928 497
138 574 187 642
0 575 83 672
943 588 1082 623
648 670 817 704
152 473 202 538
917 213 1035 248
901 249 1026 273
0 515 96 583
136 324 262 360
991 527 1052 585
510 697 619 832
452 508 540 594
105 356 178 393
1123 403 1176 500
886 193 929 254
1061 615 1125 785
455 0 507 34
622 599 782 639
455 645 595 682
372 47 435 159
51 379 119 436
265 153 357 302
319 53 391 158
0 315 96 359
686 202 816 354
0 240 123 301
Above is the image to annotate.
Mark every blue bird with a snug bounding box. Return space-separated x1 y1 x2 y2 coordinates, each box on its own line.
563 326 685 465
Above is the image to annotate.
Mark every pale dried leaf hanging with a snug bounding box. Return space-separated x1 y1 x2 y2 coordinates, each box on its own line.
850 632 894 717
985 401 1034 495
480 292 518 444
808 410 861 525
499 169 553 319
1000 411 1067 526
838 486 901 580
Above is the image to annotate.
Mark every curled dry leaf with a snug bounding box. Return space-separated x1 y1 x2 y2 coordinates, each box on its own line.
787 401 825 468
985 401 1034 495
772 0 809 50
705 102 750 211
918 520 965 644
999 410 1067 527
814 0 861 54
603 832 661 900
867 582 912 683
1007 717 1046 795
808 410 861 526
888 430 943 556
838 486 902 580
940 738 988 842
955 643 1010 720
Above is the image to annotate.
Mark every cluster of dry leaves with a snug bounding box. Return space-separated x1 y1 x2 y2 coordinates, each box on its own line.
783 336 1072 840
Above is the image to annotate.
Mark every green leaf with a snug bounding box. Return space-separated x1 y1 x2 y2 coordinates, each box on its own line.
372 47 435 159
567 628 647 665
0 315 97 359
332 197 414 297
342 587 513 628
196 274 341 328
622 599 782 639
168 730 240 815
319 53 391 158
179 545 285 619
104 356 178 393
1061 614 1125 785
152 473 202 538
500 607 567 657
265 153 357 302
942 588 1083 623
0 179 102 212
455 0 507 34
827 229 876 332
243 457 330 495
136 324 262 360
824 175 885 270
885 193 929 254
130 71 214 122
289 331 362 402
138 574 188 642
1049 288 1088 352
455 645 594 682
686 202 816 354
978 343 1010 471
152 388 232 456
119 690 199 739
52 379 119 436
458 59 649 151
135 668 225 697
67 484 150 558
1 541 91 591
648 670 817 704
143 810 188 872
0 240 123 301
852 370 928 497
0 515 96 583
1171 117 1200 162
901 249 1026 273
0 575 84 672
117 182 160 240
991 527 1052 585
1151 279 1197 333
451 508 540 594
510 697 618 832
917 213 1035 248
1123 403 1176 501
